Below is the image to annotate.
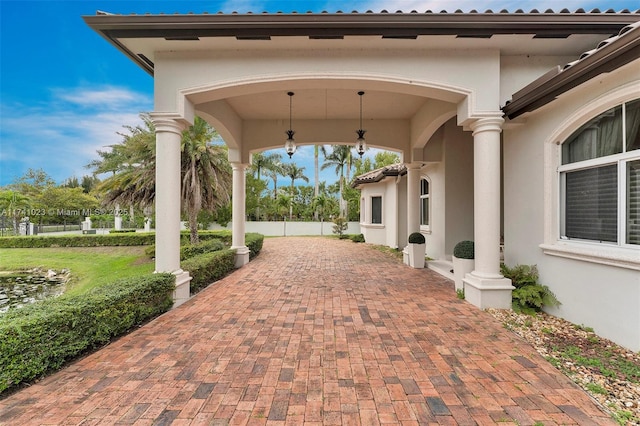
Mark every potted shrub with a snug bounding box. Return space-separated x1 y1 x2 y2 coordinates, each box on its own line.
407 232 426 269
452 240 474 291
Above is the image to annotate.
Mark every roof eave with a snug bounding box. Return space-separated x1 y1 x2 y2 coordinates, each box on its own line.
503 23 640 119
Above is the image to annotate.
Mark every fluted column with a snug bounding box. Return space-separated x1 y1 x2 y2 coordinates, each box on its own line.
151 113 191 306
231 162 250 267
463 116 513 309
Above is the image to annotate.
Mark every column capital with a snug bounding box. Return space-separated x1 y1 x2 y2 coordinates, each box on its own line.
405 162 423 171
230 162 250 171
469 115 504 136
149 112 188 134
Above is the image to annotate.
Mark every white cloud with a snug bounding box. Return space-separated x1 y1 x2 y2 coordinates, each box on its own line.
0 86 152 185
54 86 150 109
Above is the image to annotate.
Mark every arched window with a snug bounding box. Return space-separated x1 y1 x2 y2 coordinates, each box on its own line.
420 177 430 229
559 99 640 246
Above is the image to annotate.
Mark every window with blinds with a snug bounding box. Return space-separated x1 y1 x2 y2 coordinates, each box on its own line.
565 165 618 242
560 99 640 246
628 160 640 245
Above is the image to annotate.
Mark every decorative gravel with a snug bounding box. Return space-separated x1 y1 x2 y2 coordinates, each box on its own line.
487 309 640 425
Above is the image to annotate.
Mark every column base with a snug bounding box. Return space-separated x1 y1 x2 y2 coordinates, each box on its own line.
463 273 514 310
402 247 409 265
233 246 250 268
172 270 192 308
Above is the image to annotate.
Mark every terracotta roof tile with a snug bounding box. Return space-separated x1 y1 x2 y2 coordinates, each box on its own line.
352 163 407 187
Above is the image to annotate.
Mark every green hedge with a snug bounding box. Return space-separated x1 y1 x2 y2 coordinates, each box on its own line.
245 233 264 259
180 239 224 260
0 233 156 248
182 230 232 244
0 230 239 250
182 249 236 294
0 273 175 394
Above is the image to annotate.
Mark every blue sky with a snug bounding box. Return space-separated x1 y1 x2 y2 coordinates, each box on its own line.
1 0 639 187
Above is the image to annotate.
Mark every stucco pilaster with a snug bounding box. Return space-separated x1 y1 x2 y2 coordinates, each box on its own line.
231 162 250 267
463 116 513 309
150 113 192 307
406 163 422 235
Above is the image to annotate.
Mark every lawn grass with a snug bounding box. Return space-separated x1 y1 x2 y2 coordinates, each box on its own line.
0 246 154 295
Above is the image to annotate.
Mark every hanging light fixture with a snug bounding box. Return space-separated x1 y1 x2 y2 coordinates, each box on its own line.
355 91 366 157
284 91 296 158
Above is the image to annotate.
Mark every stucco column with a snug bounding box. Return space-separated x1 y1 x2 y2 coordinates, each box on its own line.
151 113 191 307
463 116 513 309
231 162 250 267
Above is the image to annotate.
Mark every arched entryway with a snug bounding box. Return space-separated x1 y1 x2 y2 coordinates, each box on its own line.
85 11 522 309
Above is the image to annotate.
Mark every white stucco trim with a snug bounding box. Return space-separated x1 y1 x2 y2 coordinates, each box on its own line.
540 243 640 271
542 80 640 269
179 71 471 106
361 224 385 229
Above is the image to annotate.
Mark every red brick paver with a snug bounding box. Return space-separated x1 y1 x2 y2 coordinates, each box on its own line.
0 237 615 425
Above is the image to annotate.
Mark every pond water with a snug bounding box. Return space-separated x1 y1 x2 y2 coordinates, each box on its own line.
0 269 68 313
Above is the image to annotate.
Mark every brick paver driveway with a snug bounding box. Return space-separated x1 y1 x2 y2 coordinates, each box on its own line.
0 237 614 425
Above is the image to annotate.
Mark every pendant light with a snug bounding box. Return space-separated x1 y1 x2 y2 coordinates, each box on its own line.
355 91 366 157
284 91 296 158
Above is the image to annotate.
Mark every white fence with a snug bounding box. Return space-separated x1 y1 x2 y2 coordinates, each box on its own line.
205 221 361 237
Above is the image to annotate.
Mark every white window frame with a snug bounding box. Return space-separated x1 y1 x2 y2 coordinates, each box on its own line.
419 176 431 232
540 84 640 271
370 195 383 225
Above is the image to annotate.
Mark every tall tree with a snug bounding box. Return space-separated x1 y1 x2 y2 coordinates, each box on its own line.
90 113 232 243
91 114 157 209
0 189 30 234
250 151 282 181
265 160 285 199
250 151 282 220
321 145 350 217
181 117 232 244
282 163 309 219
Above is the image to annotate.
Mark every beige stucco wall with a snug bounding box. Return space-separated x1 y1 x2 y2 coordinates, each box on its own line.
443 119 475 257
503 60 640 351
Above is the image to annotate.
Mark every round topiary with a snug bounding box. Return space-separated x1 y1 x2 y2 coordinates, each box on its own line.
453 240 474 259
408 232 425 244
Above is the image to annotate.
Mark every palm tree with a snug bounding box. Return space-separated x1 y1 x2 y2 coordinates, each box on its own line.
313 145 327 220
282 163 309 219
0 190 30 234
181 116 232 244
93 114 157 209
321 145 351 217
250 151 282 181
266 160 285 199
311 193 338 221
250 151 282 219
90 114 232 244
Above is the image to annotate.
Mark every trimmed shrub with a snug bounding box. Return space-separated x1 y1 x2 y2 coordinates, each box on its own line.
182 230 232 244
180 239 224 260
109 229 136 233
408 232 425 244
453 240 474 259
0 233 156 248
182 249 235 294
245 233 264 259
0 273 175 394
